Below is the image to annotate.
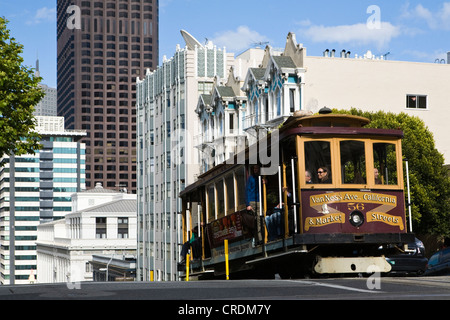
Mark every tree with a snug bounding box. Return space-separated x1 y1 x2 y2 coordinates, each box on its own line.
334 108 450 236
0 17 43 159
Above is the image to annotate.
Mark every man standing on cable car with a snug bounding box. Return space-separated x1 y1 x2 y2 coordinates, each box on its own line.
245 165 263 244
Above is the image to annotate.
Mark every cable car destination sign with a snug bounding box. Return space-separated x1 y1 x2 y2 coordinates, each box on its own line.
303 191 404 232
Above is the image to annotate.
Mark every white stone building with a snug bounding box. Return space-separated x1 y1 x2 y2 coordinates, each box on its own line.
36 184 137 284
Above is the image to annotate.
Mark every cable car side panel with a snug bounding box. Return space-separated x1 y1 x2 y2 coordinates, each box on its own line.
301 189 407 234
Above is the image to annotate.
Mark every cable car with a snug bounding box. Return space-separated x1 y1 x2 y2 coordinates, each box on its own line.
179 110 414 279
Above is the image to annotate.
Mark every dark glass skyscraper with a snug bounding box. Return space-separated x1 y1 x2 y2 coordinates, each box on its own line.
57 0 158 194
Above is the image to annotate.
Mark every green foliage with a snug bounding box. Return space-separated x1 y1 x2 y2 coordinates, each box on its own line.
334 108 450 236
0 17 43 159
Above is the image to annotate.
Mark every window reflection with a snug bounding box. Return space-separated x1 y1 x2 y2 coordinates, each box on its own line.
225 174 235 214
304 141 332 184
373 143 398 185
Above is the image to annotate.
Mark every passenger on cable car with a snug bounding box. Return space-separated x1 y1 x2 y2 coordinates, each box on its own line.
245 165 261 212
374 168 382 184
179 226 201 264
317 166 330 183
305 170 313 183
265 186 293 241
244 165 264 244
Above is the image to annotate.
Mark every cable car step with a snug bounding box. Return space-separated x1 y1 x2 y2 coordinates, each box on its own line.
313 256 391 274
245 249 308 265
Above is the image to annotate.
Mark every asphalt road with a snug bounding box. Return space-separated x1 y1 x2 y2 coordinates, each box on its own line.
1 277 447 318
0 276 449 301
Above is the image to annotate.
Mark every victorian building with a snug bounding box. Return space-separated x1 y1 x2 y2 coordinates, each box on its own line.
196 32 450 169
194 70 247 173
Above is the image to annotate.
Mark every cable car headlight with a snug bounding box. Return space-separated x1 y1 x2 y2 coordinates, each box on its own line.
349 211 364 227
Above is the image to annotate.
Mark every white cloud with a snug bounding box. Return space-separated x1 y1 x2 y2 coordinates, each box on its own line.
26 7 56 25
299 22 401 50
436 2 450 29
401 2 450 30
210 26 270 52
296 19 312 27
402 49 448 63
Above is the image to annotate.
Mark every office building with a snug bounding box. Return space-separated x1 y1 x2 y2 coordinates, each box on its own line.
57 0 158 194
136 31 235 281
34 83 58 117
0 116 86 285
34 58 57 117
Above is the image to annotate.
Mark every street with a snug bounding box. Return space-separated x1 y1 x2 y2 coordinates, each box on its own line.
0 276 449 300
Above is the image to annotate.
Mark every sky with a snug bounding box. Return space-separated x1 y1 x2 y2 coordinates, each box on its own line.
1 0 450 89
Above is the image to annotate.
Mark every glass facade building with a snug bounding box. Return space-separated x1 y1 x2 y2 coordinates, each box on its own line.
0 116 86 285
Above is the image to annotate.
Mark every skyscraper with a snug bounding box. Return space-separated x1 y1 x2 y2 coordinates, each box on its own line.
0 116 86 285
57 0 158 194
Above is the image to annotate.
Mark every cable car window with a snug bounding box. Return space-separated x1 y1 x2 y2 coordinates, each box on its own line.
304 141 332 184
207 184 215 221
216 180 225 218
265 169 283 210
340 140 366 184
373 143 398 185
236 167 246 210
225 173 235 214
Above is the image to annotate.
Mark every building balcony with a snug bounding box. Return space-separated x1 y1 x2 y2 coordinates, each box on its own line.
243 112 289 131
193 133 214 150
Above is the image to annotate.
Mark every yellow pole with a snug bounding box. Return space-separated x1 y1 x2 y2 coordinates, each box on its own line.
224 239 229 280
263 178 268 243
186 253 190 282
283 162 289 238
150 270 154 282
